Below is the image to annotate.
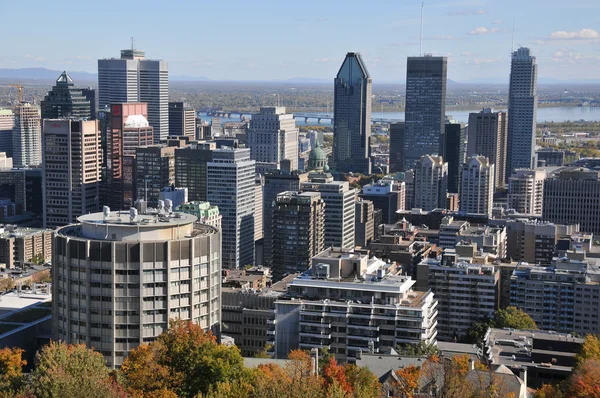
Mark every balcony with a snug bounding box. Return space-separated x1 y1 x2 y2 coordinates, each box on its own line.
300 331 332 339
299 343 330 350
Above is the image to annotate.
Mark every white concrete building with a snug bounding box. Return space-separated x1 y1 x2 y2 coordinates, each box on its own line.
467 108 507 188
207 148 256 269
460 156 495 216
12 103 41 167
414 155 448 211
247 107 299 172
273 248 438 362
507 169 545 215
98 48 169 142
53 209 221 368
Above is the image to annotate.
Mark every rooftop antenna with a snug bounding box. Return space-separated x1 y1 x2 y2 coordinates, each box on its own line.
420 2 424 56
511 20 515 53
131 37 135 51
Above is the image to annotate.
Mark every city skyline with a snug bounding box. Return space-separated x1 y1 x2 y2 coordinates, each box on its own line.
1 0 600 82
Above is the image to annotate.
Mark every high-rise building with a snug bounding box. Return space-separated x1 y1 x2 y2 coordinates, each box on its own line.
254 175 264 242
106 103 154 210
273 248 438 362
507 48 538 175
0 109 13 157
460 156 495 216
444 121 467 194
543 167 600 234
53 208 221 368
403 56 447 170
359 181 402 224
355 199 374 247
332 52 372 174
272 191 325 280
207 148 255 269
98 48 169 142
42 119 102 228
81 87 96 119
247 107 299 172
175 141 215 202
168 102 196 138
414 155 448 211
397 170 415 210
134 146 175 207
417 243 499 341
263 170 308 267
467 108 508 188
12 102 41 168
389 122 405 173
507 169 546 215
41 71 92 119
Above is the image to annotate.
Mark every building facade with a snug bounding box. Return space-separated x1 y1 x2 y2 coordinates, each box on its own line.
42 120 102 228
12 103 41 167
175 141 215 202
41 71 92 120
98 48 169 142
507 48 538 175
444 121 467 194
355 199 374 247
168 102 195 138
207 148 255 269
332 52 372 174
403 56 447 170
467 108 507 188
389 122 405 173
53 209 221 368
0 109 13 157
414 155 448 211
134 146 175 207
460 156 495 216
507 169 545 215
0 226 52 269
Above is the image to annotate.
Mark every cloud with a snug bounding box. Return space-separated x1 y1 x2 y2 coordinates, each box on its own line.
461 51 473 56
315 17 328 22
533 40 547 45
409 35 458 41
548 28 599 40
551 48 600 63
24 53 46 61
468 27 489 35
445 9 488 16
492 20 504 24
312 57 333 63
464 57 502 65
491 28 501 33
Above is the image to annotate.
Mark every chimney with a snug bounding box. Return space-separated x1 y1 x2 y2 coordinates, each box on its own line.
468 358 475 371
518 367 527 388
310 348 319 376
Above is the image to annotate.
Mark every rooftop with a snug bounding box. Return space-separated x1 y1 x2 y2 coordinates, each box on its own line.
78 209 197 227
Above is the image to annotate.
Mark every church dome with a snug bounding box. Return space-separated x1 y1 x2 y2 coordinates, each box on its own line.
308 141 328 172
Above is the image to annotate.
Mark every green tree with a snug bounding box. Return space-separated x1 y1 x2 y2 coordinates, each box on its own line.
397 341 440 357
27 341 125 398
494 307 537 330
575 334 600 367
464 317 495 344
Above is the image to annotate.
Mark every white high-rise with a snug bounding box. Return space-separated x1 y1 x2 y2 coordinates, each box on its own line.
507 169 546 215
460 156 495 216
247 107 299 173
414 155 448 211
98 48 169 142
507 47 538 175
207 148 256 269
12 102 41 167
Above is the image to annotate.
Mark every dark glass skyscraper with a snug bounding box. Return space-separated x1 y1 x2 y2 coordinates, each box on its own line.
389 122 405 173
403 56 447 170
443 121 466 194
507 47 538 176
332 52 372 174
41 71 92 119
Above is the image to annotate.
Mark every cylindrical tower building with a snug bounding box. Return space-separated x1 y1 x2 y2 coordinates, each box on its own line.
53 208 221 367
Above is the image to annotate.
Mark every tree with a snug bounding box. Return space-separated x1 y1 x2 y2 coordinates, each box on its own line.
395 365 421 398
397 341 440 357
575 334 600 367
343 364 380 398
0 278 14 292
535 383 564 398
31 269 51 284
27 341 125 398
0 347 26 396
563 359 600 398
464 317 495 344
120 319 247 398
494 307 537 330
322 358 352 395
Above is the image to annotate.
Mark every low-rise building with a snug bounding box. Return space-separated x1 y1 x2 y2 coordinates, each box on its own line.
0 226 52 269
175 201 221 230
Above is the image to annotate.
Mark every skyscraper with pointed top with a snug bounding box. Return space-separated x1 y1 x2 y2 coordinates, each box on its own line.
506 47 538 177
332 52 372 174
41 71 92 119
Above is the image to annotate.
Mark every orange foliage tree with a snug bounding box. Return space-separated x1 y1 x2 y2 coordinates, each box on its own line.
0 347 26 395
563 359 600 398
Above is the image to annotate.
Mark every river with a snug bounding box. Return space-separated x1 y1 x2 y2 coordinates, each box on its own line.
199 106 600 126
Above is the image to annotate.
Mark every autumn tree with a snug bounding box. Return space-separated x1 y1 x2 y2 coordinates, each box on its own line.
322 358 352 395
575 334 600 367
0 347 26 396
27 341 125 398
535 383 564 398
0 278 14 292
120 319 247 398
395 365 421 398
563 359 600 398
343 364 380 398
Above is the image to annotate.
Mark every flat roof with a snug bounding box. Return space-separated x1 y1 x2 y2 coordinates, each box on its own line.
78 210 197 227
0 290 51 314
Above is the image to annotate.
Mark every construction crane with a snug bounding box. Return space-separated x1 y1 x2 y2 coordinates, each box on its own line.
8 83 24 103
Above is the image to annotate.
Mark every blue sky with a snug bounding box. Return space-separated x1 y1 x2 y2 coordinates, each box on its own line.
1 0 599 82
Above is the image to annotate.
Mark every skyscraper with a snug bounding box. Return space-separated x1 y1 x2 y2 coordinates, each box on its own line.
272 191 325 280
507 48 538 175
467 108 508 189
134 145 175 207
247 107 299 173
413 155 448 211
207 148 256 269
168 102 196 138
460 156 495 216
389 122 405 173
0 109 13 157
41 71 91 120
42 120 102 228
175 141 216 202
98 48 169 142
403 56 447 170
106 103 154 210
507 169 545 215
12 102 41 167
444 121 467 194
332 52 372 174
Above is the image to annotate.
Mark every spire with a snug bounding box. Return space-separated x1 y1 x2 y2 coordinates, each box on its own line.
56 71 74 85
